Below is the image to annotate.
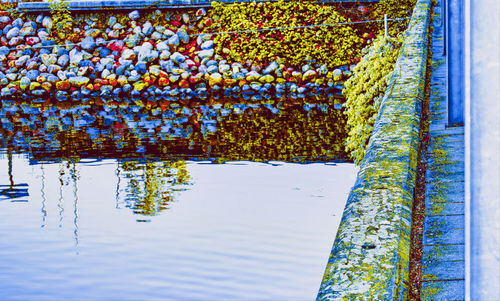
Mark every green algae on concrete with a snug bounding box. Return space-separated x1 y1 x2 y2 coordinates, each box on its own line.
317 0 432 299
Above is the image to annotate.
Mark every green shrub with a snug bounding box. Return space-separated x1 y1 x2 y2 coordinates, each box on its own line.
48 0 73 41
0 2 17 10
205 0 363 68
343 35 402 164
373 0 418 36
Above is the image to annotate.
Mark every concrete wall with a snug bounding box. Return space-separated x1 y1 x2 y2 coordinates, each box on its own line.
468 0 500 298
17 0 380 12
316 0 432 299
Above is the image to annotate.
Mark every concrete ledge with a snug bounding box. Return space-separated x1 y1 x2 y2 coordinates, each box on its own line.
317 0 432 299
17 0 380 12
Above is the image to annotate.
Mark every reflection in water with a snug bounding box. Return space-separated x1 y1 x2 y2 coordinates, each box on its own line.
212 103 346 162
0 183 29 201
70 161 80 251
0 149 29 201
57 162 64 228
0 99 347 163
119 160 191 218
0 154 358 300
40 164 47 228
0 97 356 300
0 98 348 219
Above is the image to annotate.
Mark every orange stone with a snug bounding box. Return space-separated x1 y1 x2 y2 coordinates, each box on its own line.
223 79 237 86
238 79 248 87
41 82 52 92
55 81 71 91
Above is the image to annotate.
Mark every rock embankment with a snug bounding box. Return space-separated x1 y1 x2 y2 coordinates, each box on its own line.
0 9 352 101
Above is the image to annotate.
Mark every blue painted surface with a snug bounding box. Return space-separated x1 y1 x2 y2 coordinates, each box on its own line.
422 260 465 280
447 0 464 126
469 0 500 298
422 281 465 300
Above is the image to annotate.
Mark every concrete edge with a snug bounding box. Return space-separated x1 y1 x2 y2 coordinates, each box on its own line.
16 0 381 12
317 0 432 299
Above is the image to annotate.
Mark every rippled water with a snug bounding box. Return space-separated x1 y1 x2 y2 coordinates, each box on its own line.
0 99 358 300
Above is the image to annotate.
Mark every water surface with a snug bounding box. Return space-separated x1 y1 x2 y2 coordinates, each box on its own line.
0 99 357 300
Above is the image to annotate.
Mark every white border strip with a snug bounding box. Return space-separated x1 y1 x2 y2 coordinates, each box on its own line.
463 0 471 298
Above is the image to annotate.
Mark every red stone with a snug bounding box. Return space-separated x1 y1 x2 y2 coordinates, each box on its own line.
26 37 39 45
189 73 203 84
178 79 190 89
158 77 169 86
107 41 124 52
357 5 368 14
204 18 212 27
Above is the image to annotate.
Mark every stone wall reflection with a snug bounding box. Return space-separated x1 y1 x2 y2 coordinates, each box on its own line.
0 97 348 163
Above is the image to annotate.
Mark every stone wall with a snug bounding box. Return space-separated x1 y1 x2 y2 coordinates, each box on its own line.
317 0 432 299
0 8 351 101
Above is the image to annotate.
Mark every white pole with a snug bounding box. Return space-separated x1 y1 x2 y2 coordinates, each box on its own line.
384 14 388 38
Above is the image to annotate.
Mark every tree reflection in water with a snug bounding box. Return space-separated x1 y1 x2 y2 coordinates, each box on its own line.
119 160 190 217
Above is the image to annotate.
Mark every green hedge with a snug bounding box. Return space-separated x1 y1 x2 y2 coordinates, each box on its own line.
343 35 402 164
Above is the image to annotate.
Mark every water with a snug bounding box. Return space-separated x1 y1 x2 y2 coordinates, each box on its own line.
0 98 358 300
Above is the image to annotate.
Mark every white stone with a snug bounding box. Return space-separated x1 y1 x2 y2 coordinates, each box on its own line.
42 16 53 29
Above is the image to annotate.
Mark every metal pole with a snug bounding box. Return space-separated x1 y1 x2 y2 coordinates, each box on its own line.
384 14 388 38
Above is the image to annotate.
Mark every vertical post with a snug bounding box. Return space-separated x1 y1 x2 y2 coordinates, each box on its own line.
448 0 464 126
384 14 388 38
442 0 447 55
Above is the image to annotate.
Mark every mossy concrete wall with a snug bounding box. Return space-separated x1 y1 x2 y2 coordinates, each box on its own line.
317 0 432 299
